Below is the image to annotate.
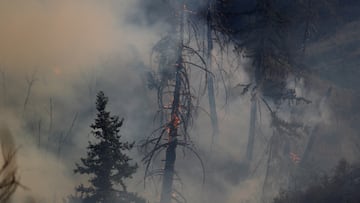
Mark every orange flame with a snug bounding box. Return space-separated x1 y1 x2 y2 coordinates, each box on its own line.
290 152 301 164
165 113 181 143
172 113 180 129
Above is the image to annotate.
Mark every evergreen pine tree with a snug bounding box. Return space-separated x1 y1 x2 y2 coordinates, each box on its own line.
74 91 145 203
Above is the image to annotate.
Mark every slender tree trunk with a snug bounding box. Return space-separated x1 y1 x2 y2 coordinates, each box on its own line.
160 61 182 203
160 2 184 202
207 0 220 146
246 96 257 162
160 134 178 203
23 71 37 117
38 119 41 148
262 133 274 202
300 87 331 166
47 97 53 151
301 0 312 55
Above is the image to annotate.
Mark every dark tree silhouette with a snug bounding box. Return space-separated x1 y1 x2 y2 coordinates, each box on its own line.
274 160 360 203
143 1 207 203
0 126 21 203
210 0 320 200
74 91 144 203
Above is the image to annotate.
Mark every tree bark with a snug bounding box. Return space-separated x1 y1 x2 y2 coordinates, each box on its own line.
160 1 184 202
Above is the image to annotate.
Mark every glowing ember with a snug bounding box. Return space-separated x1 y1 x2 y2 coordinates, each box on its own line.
172 113 180 129
53 67 62 76
289 152 301 164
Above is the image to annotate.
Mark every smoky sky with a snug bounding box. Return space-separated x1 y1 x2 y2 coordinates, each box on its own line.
0 0 360 203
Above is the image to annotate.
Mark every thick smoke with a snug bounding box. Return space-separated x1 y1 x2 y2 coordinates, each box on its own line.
0 0 358 203
0 0 160 202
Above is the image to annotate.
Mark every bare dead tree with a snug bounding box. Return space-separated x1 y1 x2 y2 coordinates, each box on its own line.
206 0 220 147
259 95 309 201
213 0 311 165
143 1 206 203
23 71 37 116
246 93 257 162
57 113 78 159
159 3 186 202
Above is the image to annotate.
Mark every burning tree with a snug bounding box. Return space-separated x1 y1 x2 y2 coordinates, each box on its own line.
74 91 144 203
143 1 208 203
214 0 338 200
143 0 337 202
209 0 330 199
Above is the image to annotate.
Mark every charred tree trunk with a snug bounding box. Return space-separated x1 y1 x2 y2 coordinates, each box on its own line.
160 2 184 202
246 96 257 162
160 59 182 203
207 0 220 146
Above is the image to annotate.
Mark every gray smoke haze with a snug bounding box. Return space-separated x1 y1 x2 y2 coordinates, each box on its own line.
0 0 359 203
0 0 160 202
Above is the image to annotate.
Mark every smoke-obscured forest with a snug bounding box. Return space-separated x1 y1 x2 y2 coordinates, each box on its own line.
0 0 360 202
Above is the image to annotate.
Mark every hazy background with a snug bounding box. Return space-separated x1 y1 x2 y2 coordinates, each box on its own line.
0 0 359 203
